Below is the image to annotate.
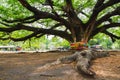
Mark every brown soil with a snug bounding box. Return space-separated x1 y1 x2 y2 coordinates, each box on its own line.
0 51 120 80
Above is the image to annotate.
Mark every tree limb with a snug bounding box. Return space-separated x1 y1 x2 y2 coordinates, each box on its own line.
10 32 39 41
18 0 71 30
64 0 84 26
0 37 9 40
98 0 120 12
86 0 105 25
0 21 11 27
83 0 106 41
0 23 73 42
36 23 63 38
91 22 120 38
45 0 59 17
80 11 90 18
0 16 35 23
102 30 120 42
18 0 40 14
96 23 120 32
87 0 120 26
95 6 120 27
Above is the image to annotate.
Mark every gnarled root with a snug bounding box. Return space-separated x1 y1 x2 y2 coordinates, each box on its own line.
76 58 95 76
39 50 109 76
59 50 109 76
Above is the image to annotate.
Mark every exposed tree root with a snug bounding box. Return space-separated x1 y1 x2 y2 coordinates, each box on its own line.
39 49 109 76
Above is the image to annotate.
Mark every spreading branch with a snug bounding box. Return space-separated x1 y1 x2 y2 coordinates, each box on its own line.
0 16 35 23
18 0 40 14
64 0 84 26
18 0 71 30
95 6 120 27
87 0 120 26
0 23 73 42
87 0 105 25
10 32 39 41
36 23 63 38
98 0 120 12
0 0 119 42
95 23 120 33
91 23 120 39
0 21 10 27
45 0 59 17
103 30 120 42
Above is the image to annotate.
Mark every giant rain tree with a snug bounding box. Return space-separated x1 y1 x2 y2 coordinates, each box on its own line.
0 0 120 76
0 0 120 43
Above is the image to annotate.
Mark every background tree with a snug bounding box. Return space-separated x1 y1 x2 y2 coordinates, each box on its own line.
0 0 120 43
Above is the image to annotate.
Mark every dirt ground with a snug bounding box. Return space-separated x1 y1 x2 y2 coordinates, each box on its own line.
0 51 120 80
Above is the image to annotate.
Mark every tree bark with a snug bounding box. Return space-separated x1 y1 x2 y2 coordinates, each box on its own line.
59 50 109 76
39 49 109 76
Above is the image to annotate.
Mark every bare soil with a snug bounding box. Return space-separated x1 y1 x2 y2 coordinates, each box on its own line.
0 51 120 80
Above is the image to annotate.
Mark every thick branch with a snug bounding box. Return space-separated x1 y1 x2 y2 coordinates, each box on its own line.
86 0 105 25
98 0 120 12
45 0 59 17
10 32 39 41
36 23 63 38
95 6 120 27
91 23 120 40
87 0 120 26
0 24 36 32
0 37 9 40
37 28 73 42
0 24 73 42
0 21 10 27
95 23 120 32
83 0 107 41
64 0 84 26
80 11 89 18
102 30 120 42
1 16 35 23
18 0 71 29
18 0 40 14
94 0 105 8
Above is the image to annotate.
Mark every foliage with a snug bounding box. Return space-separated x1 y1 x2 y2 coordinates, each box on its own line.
89 33 120 49
0 0 120 50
